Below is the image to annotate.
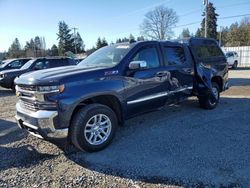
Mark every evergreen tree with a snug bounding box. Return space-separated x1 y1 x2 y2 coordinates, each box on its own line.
57 21 74 55
180 28 191 38
75 32 85 53
137 36 145 41
96 37 108 49
8 38 22 58
129 34 135 41
24 39 35 57
34 36 42 57
101 38 108 47
96 37 103 49
121 37 129 42
199 2 219 39
195 28 202 37
116 38 122 43
51 44 59 56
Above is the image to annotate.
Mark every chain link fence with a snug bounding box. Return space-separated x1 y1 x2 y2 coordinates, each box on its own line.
223 46 250 67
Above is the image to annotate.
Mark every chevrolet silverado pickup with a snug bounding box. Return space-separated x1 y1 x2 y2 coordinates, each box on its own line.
14 38 229 152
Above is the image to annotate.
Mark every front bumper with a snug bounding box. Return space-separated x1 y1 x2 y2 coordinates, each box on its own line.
15 102 68 140
223 80 229 91
0 77 12 88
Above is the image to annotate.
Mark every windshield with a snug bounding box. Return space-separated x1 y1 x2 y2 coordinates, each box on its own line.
0 59 12 68
21 59 36 70
78 45 132 68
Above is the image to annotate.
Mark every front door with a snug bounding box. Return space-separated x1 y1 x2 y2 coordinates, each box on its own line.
124 44 171 117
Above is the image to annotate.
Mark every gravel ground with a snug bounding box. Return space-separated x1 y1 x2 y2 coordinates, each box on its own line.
0 69 250 188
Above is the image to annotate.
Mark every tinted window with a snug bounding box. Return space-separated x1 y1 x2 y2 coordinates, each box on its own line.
132 47 160 68
9 60 23 68
163 47 185 66
33 60 49 70
194 45 224 59
47 59 58 68
226 52 233 57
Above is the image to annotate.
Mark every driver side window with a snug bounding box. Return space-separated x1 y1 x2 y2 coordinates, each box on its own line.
33 60 47 70
132 47 160 68
9 60 22 68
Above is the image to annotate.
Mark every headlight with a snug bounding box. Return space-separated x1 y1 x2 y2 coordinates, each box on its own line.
0 73 7 78
37 85 65 93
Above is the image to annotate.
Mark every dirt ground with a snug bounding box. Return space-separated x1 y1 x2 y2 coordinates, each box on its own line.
0 69 250 188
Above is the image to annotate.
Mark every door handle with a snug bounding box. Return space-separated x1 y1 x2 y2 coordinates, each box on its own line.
182 68 193 74
156 72 167 77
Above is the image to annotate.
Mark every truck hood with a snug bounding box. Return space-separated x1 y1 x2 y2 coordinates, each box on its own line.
15 65 107 85
0 68 27 76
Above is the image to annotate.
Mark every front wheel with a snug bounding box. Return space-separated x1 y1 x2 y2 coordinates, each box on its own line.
70 104 117 152
198 82 220 110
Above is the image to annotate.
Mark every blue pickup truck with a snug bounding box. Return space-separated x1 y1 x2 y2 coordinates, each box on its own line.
14 38 229 152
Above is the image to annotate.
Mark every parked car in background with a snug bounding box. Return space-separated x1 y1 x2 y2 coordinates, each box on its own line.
225 51 239 69
75 58 85 64
14 38 229 152
0 57 76 90
0 58 31 71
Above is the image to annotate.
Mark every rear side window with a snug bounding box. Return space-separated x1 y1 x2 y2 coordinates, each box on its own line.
48 59 59 68
163 47 185 66
49 59 73 67
193 45 224 59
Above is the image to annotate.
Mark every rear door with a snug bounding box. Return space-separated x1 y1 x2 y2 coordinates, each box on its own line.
160 43 194 99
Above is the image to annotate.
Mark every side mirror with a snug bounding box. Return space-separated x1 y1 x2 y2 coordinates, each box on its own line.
129 61 147 70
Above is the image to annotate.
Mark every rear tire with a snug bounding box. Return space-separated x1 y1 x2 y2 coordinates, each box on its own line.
70 104 117 152
198 82 220 110
232 61 238 69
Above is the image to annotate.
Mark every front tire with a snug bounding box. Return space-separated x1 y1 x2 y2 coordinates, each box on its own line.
70 104 117 152
198 82 220 110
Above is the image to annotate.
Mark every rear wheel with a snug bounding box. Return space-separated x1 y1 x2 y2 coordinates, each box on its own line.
198 82 220 110
232 61 238 69
70 104 117 152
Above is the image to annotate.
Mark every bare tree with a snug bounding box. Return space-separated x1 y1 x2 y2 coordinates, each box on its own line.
140 6 178 40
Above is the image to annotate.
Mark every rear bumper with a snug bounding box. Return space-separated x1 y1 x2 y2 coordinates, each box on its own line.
15 102 68 140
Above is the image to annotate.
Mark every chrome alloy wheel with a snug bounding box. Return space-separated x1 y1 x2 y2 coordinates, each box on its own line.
84 114 112 145
210 86 219 105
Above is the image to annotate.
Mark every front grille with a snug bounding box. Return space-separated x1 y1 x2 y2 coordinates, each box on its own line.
20 100 39 112
19 85 37 92
17 84 57 112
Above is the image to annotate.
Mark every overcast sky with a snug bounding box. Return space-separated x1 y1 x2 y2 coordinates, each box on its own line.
0 0 250 52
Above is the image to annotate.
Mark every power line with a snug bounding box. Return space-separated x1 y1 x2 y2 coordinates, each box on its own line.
174 13 250 29
217 1 250 9
178 1 250 18
218 13 250 20
173 21 201 28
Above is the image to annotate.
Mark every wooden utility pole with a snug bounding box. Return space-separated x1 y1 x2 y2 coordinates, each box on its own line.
203 0 209 38
72 27 78 54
